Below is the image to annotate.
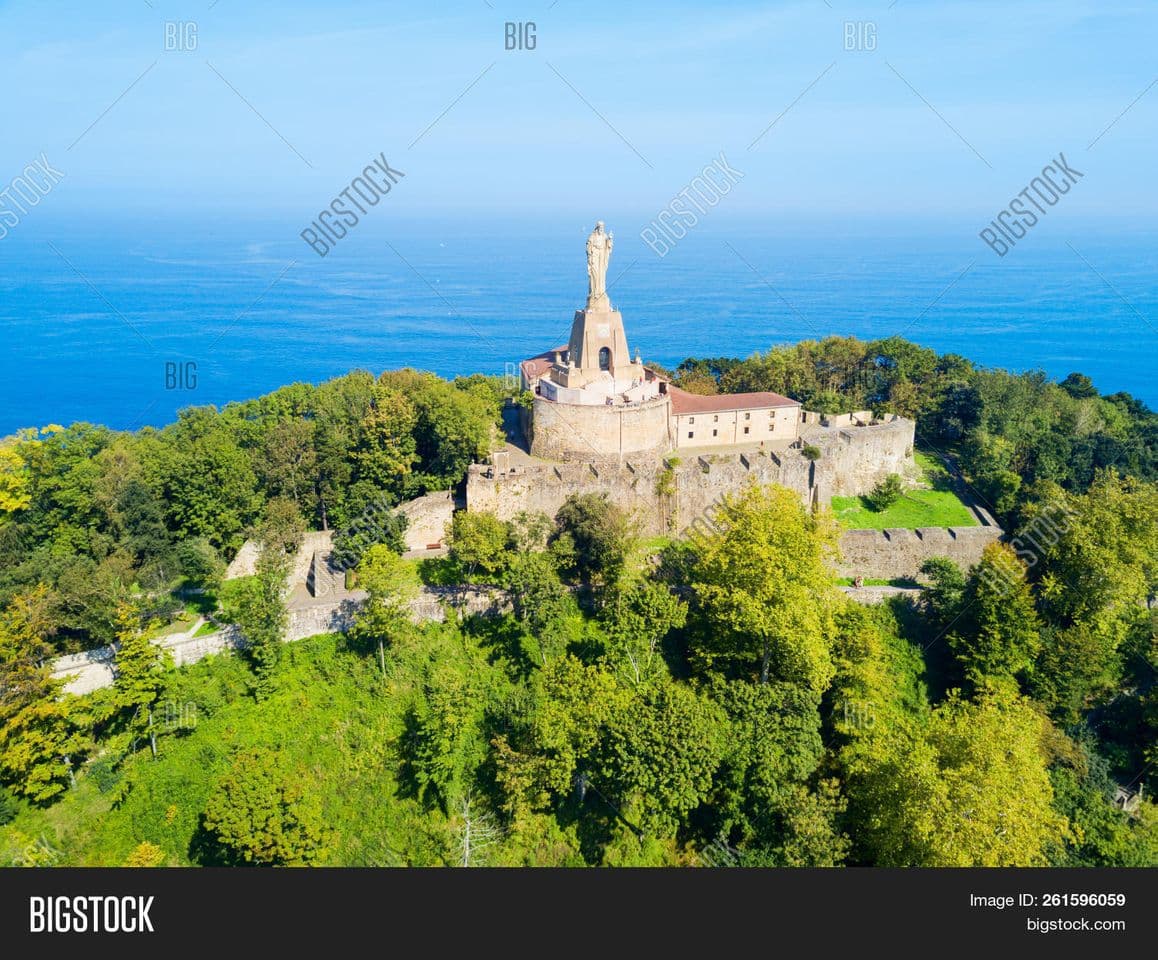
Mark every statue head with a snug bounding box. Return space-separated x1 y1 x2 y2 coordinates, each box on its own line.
594 220 605 233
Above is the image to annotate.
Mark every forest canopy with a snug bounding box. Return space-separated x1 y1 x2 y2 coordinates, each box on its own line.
0 340 1154 867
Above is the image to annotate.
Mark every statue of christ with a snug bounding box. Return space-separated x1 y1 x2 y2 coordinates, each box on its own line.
585 221 613 310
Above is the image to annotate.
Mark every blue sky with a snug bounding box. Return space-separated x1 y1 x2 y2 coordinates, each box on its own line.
0 0 1155 221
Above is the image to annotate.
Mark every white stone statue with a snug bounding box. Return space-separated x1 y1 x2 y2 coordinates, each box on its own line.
586 220 613 309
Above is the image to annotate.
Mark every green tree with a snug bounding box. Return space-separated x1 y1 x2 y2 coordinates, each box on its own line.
949 542 1042 689
597 680 725 836
225 551 291 702
257 418 318 511
378 370 499 493
354 384 419 497
311 371 376 530
175 537 224 591
150 409 261 551
0 433 37 513
1027 474 1158 717
731 780 850 867
0 698 86 805
506 552 577 664
1059 372 1099 400
843 693 1069 866
0 586 58 719
349 545 420 676
1047 734 1158 866
255 496 306 557
202 749 330 865
550 493 636 594
690 483 840 691
1032 473 1158 628
493 656 624 817
918 557 966 637
1032 621 1124 723
602 579 686 685
446 511 512 583
707 679 826 849
226 502 304 699
411 662 489 811
111 602 171 754
0 586 85 804
866 473 903 512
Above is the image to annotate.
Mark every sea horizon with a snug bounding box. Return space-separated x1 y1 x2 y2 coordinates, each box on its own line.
2 214 1155 434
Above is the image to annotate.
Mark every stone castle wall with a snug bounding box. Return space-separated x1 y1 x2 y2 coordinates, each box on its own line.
837 523 1002 580
471 414 918 536
470 413 1002 578
225 530 333 582
800 415 915 497
396 490 456 551
528 394 673 461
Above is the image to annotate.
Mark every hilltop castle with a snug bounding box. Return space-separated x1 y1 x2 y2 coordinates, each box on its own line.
313 220 993 588
518 221 801 461
467 221 938 541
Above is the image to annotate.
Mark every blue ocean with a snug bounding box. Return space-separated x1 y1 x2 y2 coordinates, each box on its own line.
1 215 1155 434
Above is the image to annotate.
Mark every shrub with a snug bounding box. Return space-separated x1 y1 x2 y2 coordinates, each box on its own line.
0 787 17 826
88 757 124 794
124 841 167 867
202 749 330 865
867 474 904 512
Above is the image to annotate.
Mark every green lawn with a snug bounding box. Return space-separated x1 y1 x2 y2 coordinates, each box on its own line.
831 452 978 530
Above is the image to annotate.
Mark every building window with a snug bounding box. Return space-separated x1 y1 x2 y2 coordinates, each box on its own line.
744 426 750 435
744 412 750 420
712 429 718 437
713 415 719 422
689 416 695 424
598 346 611 371
769 422 775 431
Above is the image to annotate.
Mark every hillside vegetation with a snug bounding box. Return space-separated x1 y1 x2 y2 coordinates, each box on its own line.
1 338 1155 866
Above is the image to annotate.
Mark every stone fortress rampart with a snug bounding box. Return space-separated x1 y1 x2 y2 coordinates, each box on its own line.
836 520 1001 580
469 409 1002 579
528 391 673 461
470 411 914 533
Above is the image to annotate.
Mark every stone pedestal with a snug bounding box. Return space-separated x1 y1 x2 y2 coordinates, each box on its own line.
556 307 645 389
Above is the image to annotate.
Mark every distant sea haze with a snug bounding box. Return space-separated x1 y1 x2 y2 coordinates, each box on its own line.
1 218 1155 434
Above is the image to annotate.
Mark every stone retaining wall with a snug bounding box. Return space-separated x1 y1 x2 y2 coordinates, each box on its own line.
51 588 507 697
836 523 1003 580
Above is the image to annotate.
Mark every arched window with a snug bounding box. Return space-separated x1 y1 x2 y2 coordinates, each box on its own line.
598 347 611 371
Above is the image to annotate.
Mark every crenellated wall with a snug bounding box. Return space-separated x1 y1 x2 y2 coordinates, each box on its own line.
799 414 915 496
469 411 1003 579
470 413 918 536
837 524 1003 580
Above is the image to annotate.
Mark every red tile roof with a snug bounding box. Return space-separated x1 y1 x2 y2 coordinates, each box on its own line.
667 385 799 415
520 347 567 383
